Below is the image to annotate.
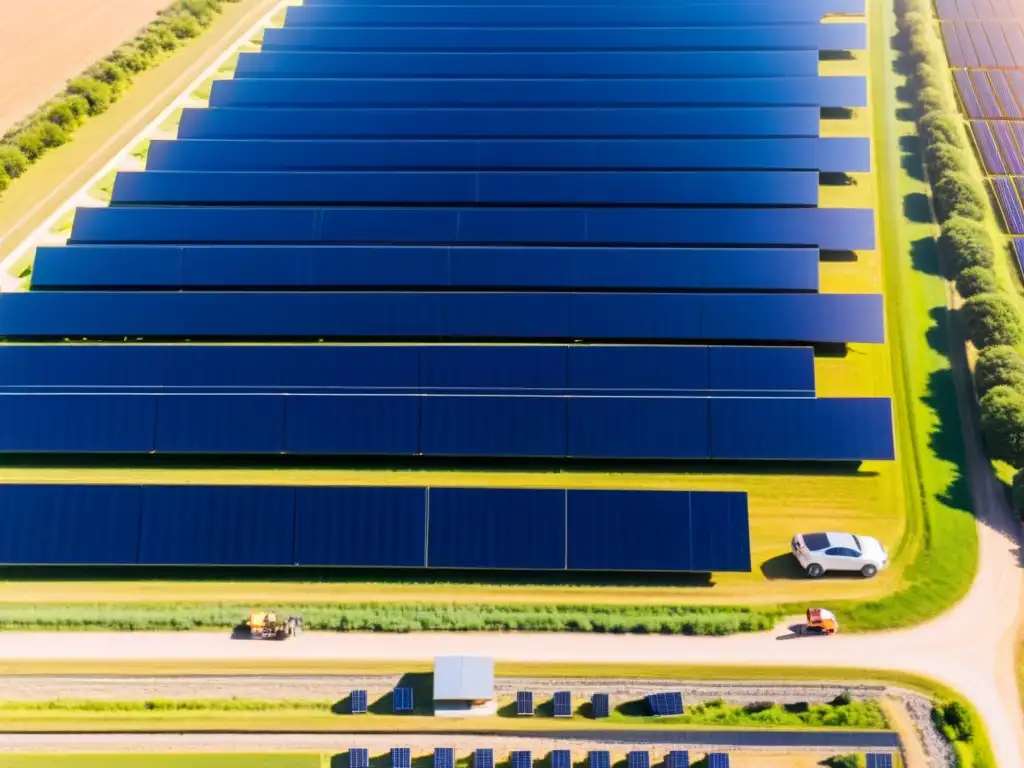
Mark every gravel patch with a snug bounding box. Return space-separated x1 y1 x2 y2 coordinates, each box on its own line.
900 693 955 768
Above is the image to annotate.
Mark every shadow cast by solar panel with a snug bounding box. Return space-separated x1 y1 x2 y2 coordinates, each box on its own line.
903 192 932 224
818 50 856 61
819 172 857 187
330 695 352 715
614 698 649 718
820 107 855 120
368 672 433 715
818 250 858 263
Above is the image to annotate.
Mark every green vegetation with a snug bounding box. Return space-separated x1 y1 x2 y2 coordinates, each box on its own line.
130 139 152 162
824 757 864 768
934 699 991 768
0 0 243 195
0 602 779 635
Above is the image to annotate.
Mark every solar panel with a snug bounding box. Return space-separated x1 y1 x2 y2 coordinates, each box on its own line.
436 748 455 768
551 750 571 768
350 689 368 714
591 693 610 718
646 692 684 716
664 752 689 768
553 691 572 717
588 752 610 768
516 691 534 715
627 752 649 768
706 755 730 768
350 749 370 768
511 751 532 768
393 749 412 768
865 756 893 768
476 750 494 768
393 687 414 713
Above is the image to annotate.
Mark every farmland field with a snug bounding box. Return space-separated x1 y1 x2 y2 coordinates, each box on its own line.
0 0 170 135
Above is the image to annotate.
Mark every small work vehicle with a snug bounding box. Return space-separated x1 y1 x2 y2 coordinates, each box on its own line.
803 607 839 635
245 611 303 640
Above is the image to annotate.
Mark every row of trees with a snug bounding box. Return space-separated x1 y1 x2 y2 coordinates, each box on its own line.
0 0 241 193
901 0 1024 514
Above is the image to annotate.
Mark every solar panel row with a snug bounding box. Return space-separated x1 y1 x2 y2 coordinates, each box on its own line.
516 691 534 715
0 394 895 461
146 138 872 173
937 0 1024 18
942 20 1024 66
665 752 689 768
0 292 885 344
865 755 894 768
955 70 984 117
208 76 868 108
588 753 610 768
550 751 571 768
511 752 531 768
476 750 494 768
351 749 370 768
393 688 414 712
393 748 412 768
707 756 730 768
260 24 868 53
436 748 455 768
590 693 610 718
0 485 754 572
0 344 818 397
627 753 649 768
972 121 1007 173
33 244 823 292
351 690 368 714
993 177 1024 233
553 691 572 717
646 692 685 716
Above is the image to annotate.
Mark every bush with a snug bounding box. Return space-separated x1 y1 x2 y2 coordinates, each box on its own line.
825 756 862 768
167 14 203 39
939 216 996 275
926 141 967 179
109 46 152 74
0 146 29 179
1012 469 1024 517
940 700 975 742
88 61 130 96
979 385 1024 466
917 84 948 113
67 77 112 115
974 346 1024 395
35 121 68 149
934 172 986 222
920 111 965 148
956 266 999 298
63 95 91 121
962 293 1024 348
45 101 79 130
13 129 45 161
0 168 9 193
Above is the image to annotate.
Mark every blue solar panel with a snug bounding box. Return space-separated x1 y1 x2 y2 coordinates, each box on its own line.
591 693 610 718
553 691 572 717
646 692 684 716
350 749 369 768
393 749 412 768
393 687 414 712
588 752 610 768
350 689 368 714
517 691 534 715
706 756 730 768
664 752 689 768
627 753 649 768
476 751 494 768
511 752 532 768
865 756 893 768
436 748 455 768
550 751 571 768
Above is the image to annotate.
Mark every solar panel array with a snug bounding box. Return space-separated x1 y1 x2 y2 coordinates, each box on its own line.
476 750 494 768
646 692 685 716
516 691 534 715
393 749 412 768
590 693 610 718
351 690 368 714
393 688 414 713
351 749 370 768
627 753 650 768
588 752 610 768
707 756 731 768
865 756 894 768
511 751 532 768
0 0 894 572
665 752 690 768
550 751 571 768
939 4 1024 267
553 692 572 717
436 748 455 768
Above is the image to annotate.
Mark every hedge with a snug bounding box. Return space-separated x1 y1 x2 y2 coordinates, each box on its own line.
974 345 1024 395
934 172 986 222
978 385 1024 467
956 265 999 298
0 0 242 195
938 216 996 275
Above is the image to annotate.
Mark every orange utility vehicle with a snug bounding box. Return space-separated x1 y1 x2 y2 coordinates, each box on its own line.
245 611 303 640
804 607 839 635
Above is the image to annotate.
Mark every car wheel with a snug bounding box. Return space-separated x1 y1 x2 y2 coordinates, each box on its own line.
806 563 825 578
861 564 878 578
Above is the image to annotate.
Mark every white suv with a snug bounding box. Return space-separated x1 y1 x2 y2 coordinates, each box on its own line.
791 532 888 578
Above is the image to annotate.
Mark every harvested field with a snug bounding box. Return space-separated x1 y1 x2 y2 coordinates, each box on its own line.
0 0 171 135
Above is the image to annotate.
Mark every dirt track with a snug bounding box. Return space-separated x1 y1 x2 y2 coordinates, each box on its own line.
0 0 170 134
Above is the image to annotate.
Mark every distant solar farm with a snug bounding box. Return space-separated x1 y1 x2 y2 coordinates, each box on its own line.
0 0 903 593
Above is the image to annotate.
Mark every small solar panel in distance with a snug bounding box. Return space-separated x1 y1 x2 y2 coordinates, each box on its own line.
511 751 532 768
553 691 572 717
350 749 370 768
517 691 534 715
476 750 494 768
393 687 414 713
350 689 368 714
627 752 650 768
706 755 730 768
591 693 610 718
393 749 412 768
865 756 894 768
589 752 610 768
646 692 684 716
551 750 571 768
665 752 689 768
436 748 455 768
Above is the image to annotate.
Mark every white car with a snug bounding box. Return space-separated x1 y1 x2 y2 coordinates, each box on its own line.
791 532 888 578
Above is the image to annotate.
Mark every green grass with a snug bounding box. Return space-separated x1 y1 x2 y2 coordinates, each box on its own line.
47 209 75 237
191 76 218 101
129 139 151 161
86 169 118 203
158 106 185 133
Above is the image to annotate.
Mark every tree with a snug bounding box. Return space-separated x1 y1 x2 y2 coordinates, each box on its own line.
956 265 998 298
88 61 130 97
63 95 91 121
939 216 996 275
35 121 68 149
67 77 113 115
925 141 966 180
979 385 1024 466
0 146 29 179
920 111 964 148
13 129 45 161
917 85 948 114
934 171 986 222
962 293 1024 348
45 102 79 130
974 345 1024 395
941 700 974 742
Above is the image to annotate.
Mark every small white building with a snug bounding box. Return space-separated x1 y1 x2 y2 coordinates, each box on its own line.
432 655 496 717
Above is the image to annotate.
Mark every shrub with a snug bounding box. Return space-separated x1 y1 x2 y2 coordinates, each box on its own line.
917 84 948 114
920 111 965 148
109 46 151 74
0 168 9 193
974 345 1024 395
35 121 68 149
825 756 862 768
1012 469 1024 517
89 61 130 96
956 266 998 298
962 293 1024 348
939 216 996 275
940 700 975 742
934 172 986 222
63 95 91 121
67 77 113 115
0 146 29 179
167 14 203 39
979 385 1024 466
13 129 45 161
45 101 79 130
925 141 967 179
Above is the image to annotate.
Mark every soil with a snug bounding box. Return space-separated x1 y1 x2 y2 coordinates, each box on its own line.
0 0 172 135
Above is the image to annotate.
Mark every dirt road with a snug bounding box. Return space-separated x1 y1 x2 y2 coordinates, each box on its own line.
0 0 171 134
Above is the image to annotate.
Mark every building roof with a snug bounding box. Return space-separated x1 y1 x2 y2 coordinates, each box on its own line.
433 655 495 700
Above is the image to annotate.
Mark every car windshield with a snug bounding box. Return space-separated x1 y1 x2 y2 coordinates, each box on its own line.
802 532 830 550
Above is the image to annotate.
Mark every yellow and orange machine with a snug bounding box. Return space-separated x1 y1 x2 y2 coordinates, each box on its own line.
805 608 839 635
246 611 303 640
